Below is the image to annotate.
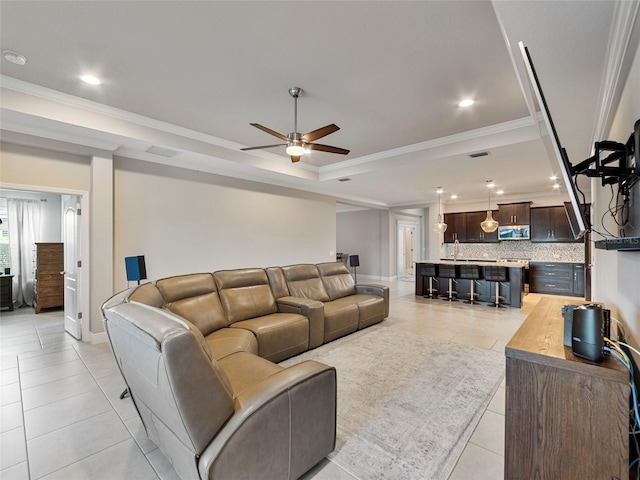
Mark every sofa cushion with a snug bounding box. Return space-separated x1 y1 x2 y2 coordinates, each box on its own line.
157 274 227 336
323 299 358 343
353 294 386 329
205 328 258 361
217 351 283 397
231 313 309 363
281 264 331 302
127 282 164 308
317 262 357 300
214 269 278 324
265 267 290 299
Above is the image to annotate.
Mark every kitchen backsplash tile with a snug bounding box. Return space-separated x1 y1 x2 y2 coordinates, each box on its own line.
442 241 585 263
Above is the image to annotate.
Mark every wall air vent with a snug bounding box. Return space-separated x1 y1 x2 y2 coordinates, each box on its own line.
145 146 181 158
338 178 352 182
469 151 490 158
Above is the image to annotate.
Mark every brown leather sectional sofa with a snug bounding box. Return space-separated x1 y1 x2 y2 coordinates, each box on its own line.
101 261 389 479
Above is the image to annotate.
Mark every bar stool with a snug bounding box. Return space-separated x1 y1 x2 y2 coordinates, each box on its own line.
439 264 458 301
458 264 482 305
419 263 439 299
484 266 509 308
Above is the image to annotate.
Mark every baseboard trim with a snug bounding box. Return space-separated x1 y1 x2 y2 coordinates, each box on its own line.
90 331 108 344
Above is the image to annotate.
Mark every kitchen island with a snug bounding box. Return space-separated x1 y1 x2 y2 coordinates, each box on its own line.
415 260 526 308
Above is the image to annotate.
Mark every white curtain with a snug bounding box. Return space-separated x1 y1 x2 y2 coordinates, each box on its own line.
8 199 41 307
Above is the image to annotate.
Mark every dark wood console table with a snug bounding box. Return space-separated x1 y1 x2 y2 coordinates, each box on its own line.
505 296 629 479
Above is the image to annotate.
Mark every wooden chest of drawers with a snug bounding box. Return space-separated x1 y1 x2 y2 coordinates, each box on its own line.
34 243 64 313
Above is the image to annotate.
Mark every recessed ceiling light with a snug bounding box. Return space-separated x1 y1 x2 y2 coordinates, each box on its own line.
552 183 560 189
496 190 504 195
486 181 495 189
436 187 444 194
3 50 27 65
458 99 474 108
450 194 458 200
550 175 558 181
80 74 101 85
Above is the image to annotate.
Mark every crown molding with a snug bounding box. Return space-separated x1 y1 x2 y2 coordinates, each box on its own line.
590 0 640 146
320 117 536 174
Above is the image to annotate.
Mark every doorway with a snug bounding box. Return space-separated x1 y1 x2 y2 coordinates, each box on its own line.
0 184 89 341
397 220 420 280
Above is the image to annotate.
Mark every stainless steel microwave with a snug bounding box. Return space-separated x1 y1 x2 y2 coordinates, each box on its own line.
497 225 530 240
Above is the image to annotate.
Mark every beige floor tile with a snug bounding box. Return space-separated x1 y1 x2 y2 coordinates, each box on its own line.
302 459 358 479
24 389 112 439
21 372 100 411
487 387 506 416
38 438 157 480
448 443 504 480
19 359 88 389
1 402 24 433
0 426 27 470
0 460 29 480
27 410 130 479
469 410 505 456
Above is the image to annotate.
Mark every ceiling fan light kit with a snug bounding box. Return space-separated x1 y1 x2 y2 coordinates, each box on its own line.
241 87 350 163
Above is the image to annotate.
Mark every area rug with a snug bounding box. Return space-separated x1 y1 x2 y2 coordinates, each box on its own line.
280 325 505 480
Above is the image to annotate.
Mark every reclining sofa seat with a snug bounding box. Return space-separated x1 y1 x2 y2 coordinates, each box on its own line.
212 268 311 363
102 287 337 480
267 262 389 343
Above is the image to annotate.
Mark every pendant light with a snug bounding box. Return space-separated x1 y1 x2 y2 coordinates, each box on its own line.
480 180 499 233
433 187 447 233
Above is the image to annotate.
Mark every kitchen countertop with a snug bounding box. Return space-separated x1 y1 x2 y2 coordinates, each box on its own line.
416 259 527 268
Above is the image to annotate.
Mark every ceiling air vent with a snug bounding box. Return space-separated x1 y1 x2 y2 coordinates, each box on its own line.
338 178 352 182
469 151 490 158
146 146 181 158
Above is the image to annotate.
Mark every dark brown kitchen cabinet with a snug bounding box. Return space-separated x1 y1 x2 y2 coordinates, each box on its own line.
497 202 531 226
529 262 585 297
465 211 499 243
443 213 466 243
530 206 579 243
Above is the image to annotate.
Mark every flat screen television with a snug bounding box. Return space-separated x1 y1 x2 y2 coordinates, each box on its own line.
518 42 590 239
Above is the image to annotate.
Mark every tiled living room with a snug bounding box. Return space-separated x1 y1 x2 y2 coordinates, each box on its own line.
0 279 563 480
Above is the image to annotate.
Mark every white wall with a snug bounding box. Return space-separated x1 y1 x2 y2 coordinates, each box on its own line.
336 209 386 279
114 157 337 290
593 42 640 343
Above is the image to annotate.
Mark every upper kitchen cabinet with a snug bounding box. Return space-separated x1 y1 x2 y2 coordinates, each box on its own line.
530 206 584 243
497 202 531 226
465 211 499 243
443 212 467 243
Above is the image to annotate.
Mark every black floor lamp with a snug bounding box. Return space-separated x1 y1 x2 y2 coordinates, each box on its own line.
349 255 360 283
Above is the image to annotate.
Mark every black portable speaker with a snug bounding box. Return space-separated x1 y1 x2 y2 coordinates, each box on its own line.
349 255 360 267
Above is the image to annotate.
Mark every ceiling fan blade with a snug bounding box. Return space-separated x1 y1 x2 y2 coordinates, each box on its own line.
307 143 350 155
302 124 340 142
241 144 286 151
290 155 301 163
250 123 289 142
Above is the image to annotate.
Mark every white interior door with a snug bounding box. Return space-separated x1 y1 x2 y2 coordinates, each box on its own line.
62 195 81 339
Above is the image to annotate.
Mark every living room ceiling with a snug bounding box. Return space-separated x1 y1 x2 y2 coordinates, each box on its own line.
1 1 638 209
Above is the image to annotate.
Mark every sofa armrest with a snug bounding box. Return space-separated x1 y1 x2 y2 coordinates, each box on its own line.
198 360 336 480
276 296 324 349
355 284 390 317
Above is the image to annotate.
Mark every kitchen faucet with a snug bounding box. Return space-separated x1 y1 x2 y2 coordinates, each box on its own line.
453 239 460 261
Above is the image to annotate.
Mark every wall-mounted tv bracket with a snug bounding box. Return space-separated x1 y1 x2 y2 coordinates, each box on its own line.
571 119 639 196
